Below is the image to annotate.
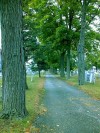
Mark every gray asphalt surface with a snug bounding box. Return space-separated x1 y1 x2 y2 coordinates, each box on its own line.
34 73 100 133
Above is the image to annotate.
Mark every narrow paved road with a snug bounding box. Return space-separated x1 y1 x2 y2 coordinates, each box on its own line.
34 73 100 133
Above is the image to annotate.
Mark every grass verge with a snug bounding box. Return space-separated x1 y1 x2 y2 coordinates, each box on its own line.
0 75 45 133
66 75 100 100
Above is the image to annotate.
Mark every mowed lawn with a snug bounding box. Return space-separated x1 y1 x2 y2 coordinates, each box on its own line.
0 75 45 133
67 75 100 100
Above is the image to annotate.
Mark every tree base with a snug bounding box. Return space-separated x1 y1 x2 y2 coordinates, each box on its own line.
0 109 28 119
0 112 10 119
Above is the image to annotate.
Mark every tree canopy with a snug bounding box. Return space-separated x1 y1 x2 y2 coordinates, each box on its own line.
23 0 100 84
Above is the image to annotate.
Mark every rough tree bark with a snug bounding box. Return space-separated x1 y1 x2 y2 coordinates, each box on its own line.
1 0 27 118
77 0 87 85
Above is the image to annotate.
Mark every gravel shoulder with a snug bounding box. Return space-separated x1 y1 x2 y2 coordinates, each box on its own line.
34 73 100 133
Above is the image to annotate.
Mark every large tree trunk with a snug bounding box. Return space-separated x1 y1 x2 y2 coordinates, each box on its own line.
60 52 65 77
66 45 71 79
77 0 87 85
1 0 27 118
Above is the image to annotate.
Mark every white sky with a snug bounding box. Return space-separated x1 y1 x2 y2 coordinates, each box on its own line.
90 16 100 32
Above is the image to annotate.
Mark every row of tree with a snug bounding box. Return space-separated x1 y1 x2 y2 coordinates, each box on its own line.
23 0 100 83
0 0 99 119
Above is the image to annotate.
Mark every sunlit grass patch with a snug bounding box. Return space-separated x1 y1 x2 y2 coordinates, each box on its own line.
79 78 100 100
66 75 78 86
0 75 45 132
67 76 100 100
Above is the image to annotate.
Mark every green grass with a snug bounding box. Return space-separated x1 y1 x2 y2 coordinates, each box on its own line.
0 75 45 133
66 75 100 100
